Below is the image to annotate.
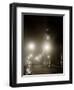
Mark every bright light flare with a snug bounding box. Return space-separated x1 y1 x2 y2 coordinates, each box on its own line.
43 42 52 52
46 35 50 40
44 44 49 50
28 42 35 51
27 54 33 59
34 54 42 62
34 56 41 62
35 56 39 61
47 55 50 58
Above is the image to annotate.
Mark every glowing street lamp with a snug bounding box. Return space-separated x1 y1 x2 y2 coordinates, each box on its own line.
47 55 50 58
43 42 52 52
27 54 33 59
46 35 50 40
28 42 35 51
44 43 49 51
35 56 39 61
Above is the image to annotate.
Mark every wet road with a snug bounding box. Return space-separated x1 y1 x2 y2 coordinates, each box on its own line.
31 64 50 74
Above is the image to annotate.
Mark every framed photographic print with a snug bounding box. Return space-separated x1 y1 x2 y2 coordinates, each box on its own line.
10 3 72 87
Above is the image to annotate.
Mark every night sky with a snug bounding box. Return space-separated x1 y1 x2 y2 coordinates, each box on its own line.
23 15 63 45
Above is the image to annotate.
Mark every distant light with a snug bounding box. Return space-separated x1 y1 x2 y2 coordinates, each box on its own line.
43 43 49 51
26 60 32 65
46 35 50 40
27 54 33 59
35 56 40 61
43 42 52 52
46 28 48 31
35 56 39 60
28 42 35 50
29 54 33 57
47 55 50 58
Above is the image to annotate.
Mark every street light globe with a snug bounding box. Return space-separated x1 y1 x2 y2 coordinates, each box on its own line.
35 56 39 60
43 42 52 52
28 42 35 51
46 35 50 40
47 55 50 58
27 54 33 59
35 56 40 62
